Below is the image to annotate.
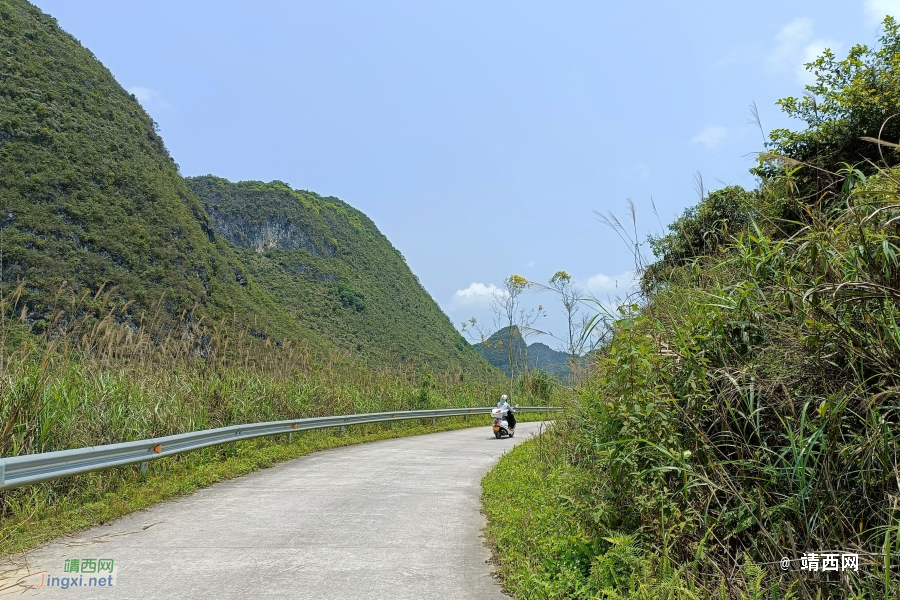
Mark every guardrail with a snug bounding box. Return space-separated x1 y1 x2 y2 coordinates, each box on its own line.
0 406 560 491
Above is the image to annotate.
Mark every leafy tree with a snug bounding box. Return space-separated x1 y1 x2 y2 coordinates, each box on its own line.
646 186 756 270
493 275 530 396
336 283 366 312
462 275 545 398
765 16 900 198
548 271 583 366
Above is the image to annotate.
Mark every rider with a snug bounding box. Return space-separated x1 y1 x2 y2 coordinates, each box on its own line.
496 394 516 430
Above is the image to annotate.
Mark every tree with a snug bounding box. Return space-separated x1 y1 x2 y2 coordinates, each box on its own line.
460 275 545 397
764 16 900 199
548 271 583 367
492 275 545 396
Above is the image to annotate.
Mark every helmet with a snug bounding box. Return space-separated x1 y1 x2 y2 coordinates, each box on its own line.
500 394 508 402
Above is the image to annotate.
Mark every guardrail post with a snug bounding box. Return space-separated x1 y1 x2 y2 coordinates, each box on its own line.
431 417 436 426
288 432 293 443
340 426 345 435
464 414 468 422
229 441 236 455
140 461 148 476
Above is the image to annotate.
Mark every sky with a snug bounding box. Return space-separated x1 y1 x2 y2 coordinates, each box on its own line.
32 0 900 349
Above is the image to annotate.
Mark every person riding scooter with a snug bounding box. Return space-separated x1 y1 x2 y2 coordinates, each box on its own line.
496 394 516 431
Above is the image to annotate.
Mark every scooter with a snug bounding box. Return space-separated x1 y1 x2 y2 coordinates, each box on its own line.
491 406 515 439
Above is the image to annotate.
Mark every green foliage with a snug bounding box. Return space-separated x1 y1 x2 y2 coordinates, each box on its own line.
489 191 900 597
483 433 790 599
336 283 366 312
518 369 556 403
0 0 489 375
647 185 758 268
483 22 900 599
185 176 487 372
766 16 900 191
491 198 900 595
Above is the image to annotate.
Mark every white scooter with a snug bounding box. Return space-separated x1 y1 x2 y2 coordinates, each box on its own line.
491 405 516 439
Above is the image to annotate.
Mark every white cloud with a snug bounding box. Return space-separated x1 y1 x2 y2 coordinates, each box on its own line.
765 18 842 85
691 125 727 149
582 270 635 297
637 164 650 179
128 86 158 102
450 282 507 308
767 17 814 71
864 0 900 24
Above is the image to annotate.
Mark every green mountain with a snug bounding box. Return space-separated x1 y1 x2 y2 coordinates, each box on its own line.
473 326 573 378
0 0 488 374
0 0 265 335
185 176 483 370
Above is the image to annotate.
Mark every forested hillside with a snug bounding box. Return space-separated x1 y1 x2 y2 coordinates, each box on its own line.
187 176 484 372
0 0 487 373
0 0 296 342
473 326 573 379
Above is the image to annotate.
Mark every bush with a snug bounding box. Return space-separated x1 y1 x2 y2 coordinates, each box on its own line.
518 369 556 403
647 185 758 267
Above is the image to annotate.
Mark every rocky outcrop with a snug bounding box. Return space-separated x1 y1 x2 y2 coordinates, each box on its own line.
207 207 321 255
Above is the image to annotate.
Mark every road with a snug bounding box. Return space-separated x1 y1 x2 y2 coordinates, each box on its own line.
0 422 545 599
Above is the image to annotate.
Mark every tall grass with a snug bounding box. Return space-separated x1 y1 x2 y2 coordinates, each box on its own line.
0 284 538 555
0 281 510 454
483 164 900 598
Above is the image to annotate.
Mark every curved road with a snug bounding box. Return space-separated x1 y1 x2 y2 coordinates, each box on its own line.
0 422 544 599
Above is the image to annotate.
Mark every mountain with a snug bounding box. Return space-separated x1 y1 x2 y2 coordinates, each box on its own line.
473 326 573 378
186 176 484 370
526 342 572 376
0 0 489 374
0 0 265 335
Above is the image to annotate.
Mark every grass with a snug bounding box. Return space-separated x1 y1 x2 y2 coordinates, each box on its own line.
0 296 555 559
483 430 799 600
482 181 900 598
482 30 900 597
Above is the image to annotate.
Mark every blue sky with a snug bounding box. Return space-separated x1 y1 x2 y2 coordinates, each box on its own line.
33 0 900 348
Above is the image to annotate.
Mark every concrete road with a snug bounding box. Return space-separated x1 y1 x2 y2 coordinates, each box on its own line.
0 422 545 599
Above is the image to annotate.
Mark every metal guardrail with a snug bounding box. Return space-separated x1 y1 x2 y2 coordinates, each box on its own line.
0 406 560 491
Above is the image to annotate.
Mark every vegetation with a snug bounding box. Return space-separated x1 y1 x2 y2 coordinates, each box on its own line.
0 0 489 374
186 176 484 372
0 0 513 557
0 306 551 557
484 19 900 600
764 17 900 200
